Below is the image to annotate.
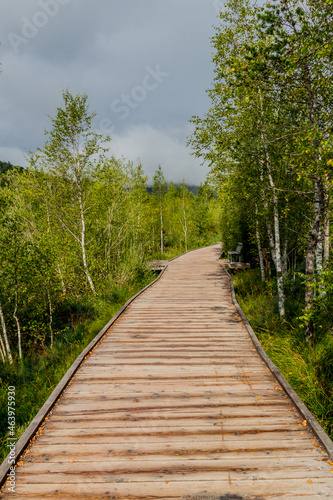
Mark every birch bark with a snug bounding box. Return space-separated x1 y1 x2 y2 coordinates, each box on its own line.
324 179 330 266
255 204 265 282
304 177 325 344
0 303 12 364
13 290 22 359
46 287 53 348
182 187 188 252
78 184 96 294
259 90 285 316
160 205 164 255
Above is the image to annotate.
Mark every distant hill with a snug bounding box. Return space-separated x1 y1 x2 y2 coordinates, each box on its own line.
147 183 199 195
183 184 199 195
0 160 23 174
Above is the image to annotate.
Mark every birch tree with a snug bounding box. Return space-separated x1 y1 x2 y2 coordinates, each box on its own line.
153 166 167 255
30 90 110 295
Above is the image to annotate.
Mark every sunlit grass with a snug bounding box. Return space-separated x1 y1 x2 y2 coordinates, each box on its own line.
233 269 333 439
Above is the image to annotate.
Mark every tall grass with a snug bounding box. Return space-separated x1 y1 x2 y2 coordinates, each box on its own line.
232 269 333 439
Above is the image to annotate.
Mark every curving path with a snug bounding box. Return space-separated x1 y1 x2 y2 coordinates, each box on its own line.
1 244 333 499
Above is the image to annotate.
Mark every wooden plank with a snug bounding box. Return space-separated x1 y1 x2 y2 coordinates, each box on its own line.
3 478 333 498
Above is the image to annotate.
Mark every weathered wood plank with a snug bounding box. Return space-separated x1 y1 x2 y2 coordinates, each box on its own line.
3 478 333 498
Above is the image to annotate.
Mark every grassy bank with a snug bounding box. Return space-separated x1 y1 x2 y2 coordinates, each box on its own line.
0 269 156 463
232 269 333 439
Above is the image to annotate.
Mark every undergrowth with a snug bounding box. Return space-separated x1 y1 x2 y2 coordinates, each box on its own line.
232 269 333 439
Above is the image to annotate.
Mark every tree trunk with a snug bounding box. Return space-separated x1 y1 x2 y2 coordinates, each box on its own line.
315 182 323 273
78 186 96 294
324 178 330 265
282 237 288 277
0 304 12 364
262 142 285 315
267 222 277 268
13 289 22 359
304 178 325 344
255 204 265 282
160 204 164 255
57 264 66 296
47 287 53 348
259 89 285 316
183 191 188 252
0 331 6 363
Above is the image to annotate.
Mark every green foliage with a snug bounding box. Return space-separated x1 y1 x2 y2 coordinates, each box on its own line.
233 269 333 438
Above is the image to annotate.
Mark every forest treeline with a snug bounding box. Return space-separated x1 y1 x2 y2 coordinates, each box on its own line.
190 0 333 344
0 92 220 365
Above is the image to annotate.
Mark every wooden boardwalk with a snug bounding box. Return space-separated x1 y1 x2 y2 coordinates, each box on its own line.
1 244 333 499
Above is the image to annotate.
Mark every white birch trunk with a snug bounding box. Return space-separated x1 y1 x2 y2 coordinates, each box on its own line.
282 237 288 277
267 222 277 267
182 191 188 252
57 264 66 295
259 89 285 316
255 204 265 282
316 229 323 272
259 159 277 267
324 179 330 265
0 304 12 364
47 287 53 348
160 205 164 255
315 182 323 273
13 292 22 359
78 185 96 294
304 178 325 343
0 331 6 363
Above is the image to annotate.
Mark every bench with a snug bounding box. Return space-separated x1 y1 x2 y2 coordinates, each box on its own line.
228 243 243 263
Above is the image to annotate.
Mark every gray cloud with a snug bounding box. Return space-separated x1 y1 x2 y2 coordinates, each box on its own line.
0 0 219 183
108 123 209 184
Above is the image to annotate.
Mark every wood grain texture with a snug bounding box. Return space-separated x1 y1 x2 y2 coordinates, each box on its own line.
1 244 333 499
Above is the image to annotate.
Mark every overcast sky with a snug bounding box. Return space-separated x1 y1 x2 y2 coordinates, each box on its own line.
0 0 230 184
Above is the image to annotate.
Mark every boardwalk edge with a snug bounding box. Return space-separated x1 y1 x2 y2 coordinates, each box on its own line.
221 263 333 461
0 265 168 489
